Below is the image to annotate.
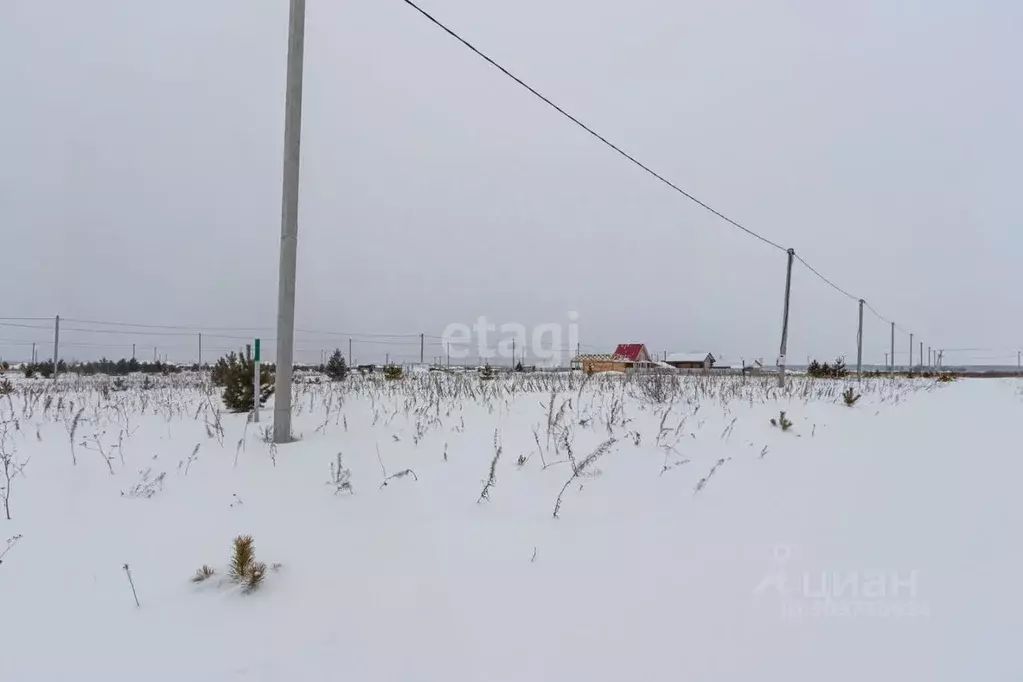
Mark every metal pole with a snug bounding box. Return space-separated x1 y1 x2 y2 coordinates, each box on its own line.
856 299 864 378
253 339 261 423
348 338 352 367
420 333 424 364
919 341 923 370
890 322 895 373
512 338 515 368
777 248 795 387
31 342 36 365
909 333 914 371
132 343 135 361
273 0 307 444
52 315 60 379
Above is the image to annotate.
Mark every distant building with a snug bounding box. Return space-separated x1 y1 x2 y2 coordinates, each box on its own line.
573 343 656 373
665 352 715 370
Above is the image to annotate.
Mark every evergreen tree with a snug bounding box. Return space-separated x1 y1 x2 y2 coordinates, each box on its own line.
218 351 275 413
324 349 349 381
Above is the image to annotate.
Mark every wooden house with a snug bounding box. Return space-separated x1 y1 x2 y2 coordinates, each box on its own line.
665 352 716 370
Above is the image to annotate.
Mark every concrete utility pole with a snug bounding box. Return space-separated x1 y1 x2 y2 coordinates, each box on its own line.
52 315 60 379
890 322 895 373
777 248 795 387
273 0 307 444
919 341 923 370
910 333 914 370
132 343 135 361
856 299 864 378
253 339 261 423
198 333 202 369
348 338 352 367
420 333 425 364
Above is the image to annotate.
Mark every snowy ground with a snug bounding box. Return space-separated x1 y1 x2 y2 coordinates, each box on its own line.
0 372 1019 681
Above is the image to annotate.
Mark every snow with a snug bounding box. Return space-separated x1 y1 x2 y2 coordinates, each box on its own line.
1 373 1020 680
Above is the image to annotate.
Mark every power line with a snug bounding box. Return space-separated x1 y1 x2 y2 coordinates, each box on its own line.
863 301 891 325
399 0 787 253
793 254 858 302
398 0 942 353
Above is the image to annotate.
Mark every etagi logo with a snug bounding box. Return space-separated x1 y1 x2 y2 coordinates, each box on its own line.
441 312 580 365
754 545 930 621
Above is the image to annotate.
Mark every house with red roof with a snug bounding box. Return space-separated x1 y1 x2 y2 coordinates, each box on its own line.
573 343 655 373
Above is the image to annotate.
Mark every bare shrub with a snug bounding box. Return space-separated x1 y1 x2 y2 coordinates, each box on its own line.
121 468 166 499
191 565 216 583
328 453 353 495
478 430 502 503
553 437 616 519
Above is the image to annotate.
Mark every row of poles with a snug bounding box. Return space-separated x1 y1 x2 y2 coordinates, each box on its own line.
775 248 951 387
38 318 436 373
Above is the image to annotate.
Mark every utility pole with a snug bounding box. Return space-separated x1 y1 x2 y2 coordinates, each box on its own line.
420 333 425 364
884 352 888 369
52 315 60 379
154 346 158 363
909 333 914 370
919 341 923 370
856 299 864 378
385 352 389 366
253 339 261 423
31 342 36 365
132 343 135 361
777 248 795 387
348 338 352 367
198 333 202 369
512 338 516 368
890 322 895 373
446 343 450 367
273 0 307 444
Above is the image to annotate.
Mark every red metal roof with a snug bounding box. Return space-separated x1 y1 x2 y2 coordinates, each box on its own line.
614 343 647 361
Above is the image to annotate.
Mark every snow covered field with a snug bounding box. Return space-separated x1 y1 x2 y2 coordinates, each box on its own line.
0 372 1019 681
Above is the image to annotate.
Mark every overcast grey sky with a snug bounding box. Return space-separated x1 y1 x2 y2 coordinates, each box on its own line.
2 0 1020 366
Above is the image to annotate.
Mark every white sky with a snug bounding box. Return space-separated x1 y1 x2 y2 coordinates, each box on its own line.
2 0 1020 366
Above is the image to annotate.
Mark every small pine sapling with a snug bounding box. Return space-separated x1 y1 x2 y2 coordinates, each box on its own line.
244 561 267 593
229 535 256 583
770 411 793 431
842 387 862 406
